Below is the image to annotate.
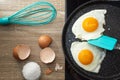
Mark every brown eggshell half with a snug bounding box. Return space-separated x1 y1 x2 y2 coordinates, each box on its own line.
38 35 52 48
40 47 55 64
13 44 31 60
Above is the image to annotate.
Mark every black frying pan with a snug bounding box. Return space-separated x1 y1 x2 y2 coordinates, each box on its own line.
62 0 120 80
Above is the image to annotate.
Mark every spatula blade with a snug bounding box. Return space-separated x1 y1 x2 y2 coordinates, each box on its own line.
88 35 117 50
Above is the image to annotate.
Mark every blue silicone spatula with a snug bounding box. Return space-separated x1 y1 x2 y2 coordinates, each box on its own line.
88 35 119 50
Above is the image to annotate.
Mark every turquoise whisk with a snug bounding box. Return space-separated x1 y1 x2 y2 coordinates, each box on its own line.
0 1 57 26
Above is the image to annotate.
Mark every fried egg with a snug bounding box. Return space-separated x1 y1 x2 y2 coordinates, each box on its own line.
70 42 106 73
72 9 107 40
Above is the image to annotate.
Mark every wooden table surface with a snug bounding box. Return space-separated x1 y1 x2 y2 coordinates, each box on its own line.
0 0 65 80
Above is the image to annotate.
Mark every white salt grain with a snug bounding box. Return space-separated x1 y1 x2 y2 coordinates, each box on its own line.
108 28 111 30
55 63 63 71
22 62 41 80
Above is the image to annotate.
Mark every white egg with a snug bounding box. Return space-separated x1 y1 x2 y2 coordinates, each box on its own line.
70 42 106 73
72 9 107 40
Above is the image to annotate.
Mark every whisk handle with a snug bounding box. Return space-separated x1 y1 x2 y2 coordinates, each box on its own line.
0 17 10 25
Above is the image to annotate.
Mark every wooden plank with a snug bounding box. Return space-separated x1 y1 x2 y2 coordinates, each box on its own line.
0 0 65 80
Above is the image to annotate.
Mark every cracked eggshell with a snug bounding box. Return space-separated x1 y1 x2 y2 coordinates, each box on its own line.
40 47 55 64
13 44 31 60
38 35 52 48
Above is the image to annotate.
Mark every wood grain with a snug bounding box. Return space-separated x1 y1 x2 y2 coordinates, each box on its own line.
0 0 65 80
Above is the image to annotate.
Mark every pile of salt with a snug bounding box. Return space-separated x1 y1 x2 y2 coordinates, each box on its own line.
22 62 41 80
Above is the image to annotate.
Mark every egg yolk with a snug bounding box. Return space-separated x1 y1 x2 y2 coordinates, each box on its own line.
78 49 93 65
82 17 98 32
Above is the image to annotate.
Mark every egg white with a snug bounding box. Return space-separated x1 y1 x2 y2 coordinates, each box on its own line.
72 9 107 40
70 42 106 73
